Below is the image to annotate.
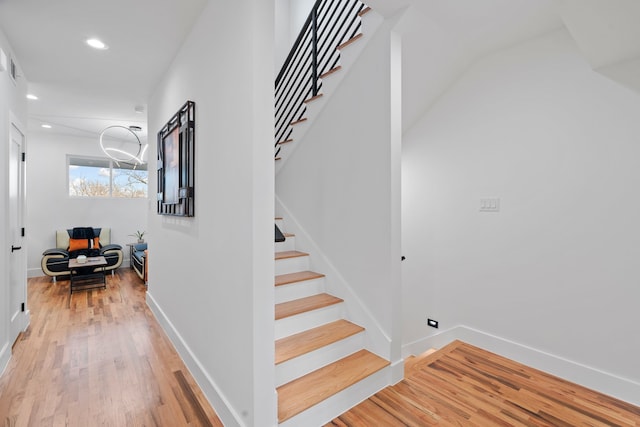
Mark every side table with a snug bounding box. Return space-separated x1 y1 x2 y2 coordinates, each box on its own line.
68 256 107 294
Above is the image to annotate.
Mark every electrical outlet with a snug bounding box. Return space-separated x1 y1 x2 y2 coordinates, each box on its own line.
427 318 438 329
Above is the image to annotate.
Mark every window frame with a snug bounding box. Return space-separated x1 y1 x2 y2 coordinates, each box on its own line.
67 154 148 199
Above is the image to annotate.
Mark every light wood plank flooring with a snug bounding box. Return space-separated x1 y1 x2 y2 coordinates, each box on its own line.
327 340 640 426
0 270 222 427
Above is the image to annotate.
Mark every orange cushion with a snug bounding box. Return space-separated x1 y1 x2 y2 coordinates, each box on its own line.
68 237 99 252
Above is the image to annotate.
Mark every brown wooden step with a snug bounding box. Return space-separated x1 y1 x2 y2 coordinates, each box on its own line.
275 320 364 365
290 117 308 126
275 271 324 287
337 33 363 50
304 94 323 104
320 65 342 79
358 6 371 16
275 293 342 320
283 233 294 238
275 250 308 261
277 349 389 422
277 138 293 145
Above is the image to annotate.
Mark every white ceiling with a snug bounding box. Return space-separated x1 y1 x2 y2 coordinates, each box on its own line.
0 0 208 141
0 0 638 142
559 0 640 93
365 0 564 129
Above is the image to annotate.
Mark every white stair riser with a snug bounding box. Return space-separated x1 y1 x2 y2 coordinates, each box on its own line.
278 366 390 427
275 304 343 340
275 235 296 252
275 278 325 304
276 332 365 387
275 256 309 275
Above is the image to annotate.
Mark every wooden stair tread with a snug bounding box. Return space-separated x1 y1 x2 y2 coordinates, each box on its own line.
277 349 389 422
275 293 342 320
337 33 363 50
275 320 364 365
275 271 324 287
283 233 294 238
358 6 371 16
304 93 323 104
290 117 308 126
320 65 342 79
277 138 293 145
275 250 308 261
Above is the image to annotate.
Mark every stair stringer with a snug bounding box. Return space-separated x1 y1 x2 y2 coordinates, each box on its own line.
275 196 402 381
275 10 384 174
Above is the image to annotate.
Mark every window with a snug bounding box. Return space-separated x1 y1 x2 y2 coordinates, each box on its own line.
68 156 148 198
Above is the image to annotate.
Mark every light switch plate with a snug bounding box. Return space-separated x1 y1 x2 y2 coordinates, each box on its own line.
480 198 500 212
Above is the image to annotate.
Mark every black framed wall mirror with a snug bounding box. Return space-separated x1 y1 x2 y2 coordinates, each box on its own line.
157 100 196 217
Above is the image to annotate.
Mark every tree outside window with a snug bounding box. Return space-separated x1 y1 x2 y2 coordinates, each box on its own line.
68 156 148 198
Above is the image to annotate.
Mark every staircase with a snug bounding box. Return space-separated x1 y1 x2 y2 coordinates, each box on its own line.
274 0 373 167
274 217 389 426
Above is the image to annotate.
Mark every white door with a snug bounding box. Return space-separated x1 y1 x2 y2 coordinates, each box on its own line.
9 120 27 342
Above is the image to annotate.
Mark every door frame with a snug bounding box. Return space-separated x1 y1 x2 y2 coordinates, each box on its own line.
7 111 29 345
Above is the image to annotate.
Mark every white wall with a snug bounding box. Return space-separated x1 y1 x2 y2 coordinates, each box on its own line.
0 25 28 374
402 29 640 401
274 0 291 70
276 19 402 365
289 0 315 42
25 132 148 277
146 0 274 425
274 0 316 73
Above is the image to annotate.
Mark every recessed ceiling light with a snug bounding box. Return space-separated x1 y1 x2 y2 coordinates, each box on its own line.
26 94 38 100
41 124 52 129
86 38 108 50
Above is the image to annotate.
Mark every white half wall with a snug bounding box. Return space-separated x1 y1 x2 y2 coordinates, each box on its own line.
276 18 402 368
146 0 274 425
26 132 148 277
402 29 640 404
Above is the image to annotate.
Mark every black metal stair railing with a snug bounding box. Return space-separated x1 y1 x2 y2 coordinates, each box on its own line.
275 0 367 159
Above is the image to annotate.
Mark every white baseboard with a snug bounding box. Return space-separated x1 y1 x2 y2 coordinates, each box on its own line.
27 267 43 278
146 292 244 426
402 325 640 407
389 357 404 384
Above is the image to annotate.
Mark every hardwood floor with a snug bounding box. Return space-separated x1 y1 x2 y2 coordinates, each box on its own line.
327 340 640 426
0 270 222 427
6 272 639 426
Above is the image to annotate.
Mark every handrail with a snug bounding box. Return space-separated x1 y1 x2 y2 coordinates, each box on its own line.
276 0 322 87
275 0 366 157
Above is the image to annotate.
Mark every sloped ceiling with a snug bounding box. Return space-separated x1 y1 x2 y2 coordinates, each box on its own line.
368 0 563 131
559 0 640 93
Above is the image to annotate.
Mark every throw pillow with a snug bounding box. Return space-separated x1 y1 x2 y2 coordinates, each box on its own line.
68 237 100 252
